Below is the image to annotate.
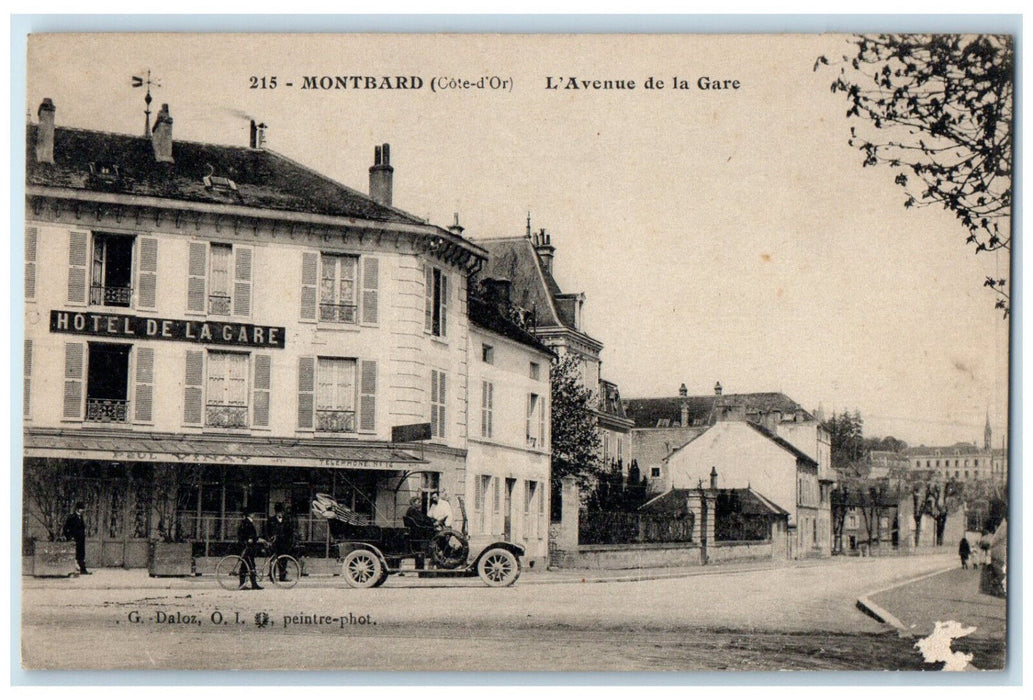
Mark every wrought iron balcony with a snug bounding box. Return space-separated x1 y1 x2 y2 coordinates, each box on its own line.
86 398 129 423
205 403 249 429
208 294 232 316
319 302 358 324
90 284 132 307
316 409 356 433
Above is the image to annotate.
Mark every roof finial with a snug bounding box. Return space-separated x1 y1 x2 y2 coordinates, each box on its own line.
132 70 161 136
526 211 532 238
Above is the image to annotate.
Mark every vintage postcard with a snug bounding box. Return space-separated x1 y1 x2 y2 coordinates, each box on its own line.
19 31 1012 673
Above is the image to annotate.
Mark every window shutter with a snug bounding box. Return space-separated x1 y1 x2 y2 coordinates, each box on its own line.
233 246 253 317
25 227 38 300
186 242 207 313
424 265 433 333
136 237 159 310
438 371 446 438
134 346 155 422
23 339 32 418
359 360 377 432
67 231 89 305
441 273 449 336
183 350 204 425
253 354 271 428
300 252 318 321
430 369 440 436
362 256 379 324
481 381 487 437
298 356 315 429
63 341 85 419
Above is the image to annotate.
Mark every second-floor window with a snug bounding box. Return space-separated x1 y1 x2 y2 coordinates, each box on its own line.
424 265 449 337
90 234 134 307
316 357 357 432
320 253 358 323
186 241 252 317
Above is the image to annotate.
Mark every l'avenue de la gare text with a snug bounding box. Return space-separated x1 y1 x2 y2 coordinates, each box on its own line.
545 76 742 91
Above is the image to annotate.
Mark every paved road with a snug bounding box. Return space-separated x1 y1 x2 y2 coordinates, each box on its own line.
21 553 977 671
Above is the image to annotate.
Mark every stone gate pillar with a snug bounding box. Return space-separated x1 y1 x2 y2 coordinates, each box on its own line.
554 475 580 550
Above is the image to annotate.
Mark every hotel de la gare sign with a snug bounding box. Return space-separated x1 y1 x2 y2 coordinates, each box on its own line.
49 310 287 349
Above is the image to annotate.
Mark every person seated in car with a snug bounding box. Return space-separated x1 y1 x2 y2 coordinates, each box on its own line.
403 496 437 535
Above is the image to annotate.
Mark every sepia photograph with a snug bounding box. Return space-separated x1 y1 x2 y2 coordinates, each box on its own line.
17 29 1012 674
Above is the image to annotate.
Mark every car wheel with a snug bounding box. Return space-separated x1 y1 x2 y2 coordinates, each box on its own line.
476 547 520 587
342 549 383 589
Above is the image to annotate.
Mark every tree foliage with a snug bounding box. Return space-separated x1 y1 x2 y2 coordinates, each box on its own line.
550 354 602 493
819 34 1014 315
23 459 78 541
823 410 868 471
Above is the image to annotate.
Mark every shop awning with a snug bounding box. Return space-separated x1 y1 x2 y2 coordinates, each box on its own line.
23 429 426 470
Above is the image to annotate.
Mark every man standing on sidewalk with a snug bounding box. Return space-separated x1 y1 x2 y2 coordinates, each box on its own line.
62 502 89 575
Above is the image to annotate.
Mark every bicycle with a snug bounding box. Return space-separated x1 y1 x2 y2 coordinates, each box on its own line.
215 541 302 590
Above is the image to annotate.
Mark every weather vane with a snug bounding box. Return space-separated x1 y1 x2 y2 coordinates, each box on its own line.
131 70 161 136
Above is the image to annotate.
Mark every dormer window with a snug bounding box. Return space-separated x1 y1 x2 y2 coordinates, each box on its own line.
203 175 238 192
89 162 121 181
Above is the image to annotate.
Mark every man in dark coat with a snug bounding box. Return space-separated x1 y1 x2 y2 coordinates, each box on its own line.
237 510 263 590
63 502 89 575
264 503 294 582
958 535 972 569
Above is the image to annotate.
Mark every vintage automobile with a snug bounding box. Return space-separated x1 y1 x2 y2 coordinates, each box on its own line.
311 492 524 588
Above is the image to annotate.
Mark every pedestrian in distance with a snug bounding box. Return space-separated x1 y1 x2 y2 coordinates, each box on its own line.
237 510 263 590
63 501 90 575
958 535 971 569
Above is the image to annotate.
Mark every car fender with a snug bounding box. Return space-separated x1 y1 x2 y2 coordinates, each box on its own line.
473 541 525 565
338 541 389 567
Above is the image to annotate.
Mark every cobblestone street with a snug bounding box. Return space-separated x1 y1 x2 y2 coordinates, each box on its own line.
21 552 1005 672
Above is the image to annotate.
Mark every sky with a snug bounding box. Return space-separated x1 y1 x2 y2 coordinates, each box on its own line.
24 32 1012 448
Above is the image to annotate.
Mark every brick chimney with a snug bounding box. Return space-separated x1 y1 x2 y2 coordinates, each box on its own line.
35 98 56 164
369 143 394 207
534 228 556 274
151 103 174 163
249 120 267 149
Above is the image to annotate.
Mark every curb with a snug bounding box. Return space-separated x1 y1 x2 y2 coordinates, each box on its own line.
855 565 957 637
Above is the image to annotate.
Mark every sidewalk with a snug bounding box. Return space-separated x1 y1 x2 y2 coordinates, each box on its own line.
858 565 1006 640
21 552 932 590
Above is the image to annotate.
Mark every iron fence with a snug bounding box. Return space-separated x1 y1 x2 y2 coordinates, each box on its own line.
579 510 694 545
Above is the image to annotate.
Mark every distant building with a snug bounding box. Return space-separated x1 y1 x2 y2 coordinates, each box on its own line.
474 226 633 471
658 419 829 558
624 383 832 494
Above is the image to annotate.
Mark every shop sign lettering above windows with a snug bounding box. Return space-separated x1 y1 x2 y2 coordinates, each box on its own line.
50 310 285 349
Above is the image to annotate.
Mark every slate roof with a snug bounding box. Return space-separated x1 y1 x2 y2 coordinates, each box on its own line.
27 124 427 225
903 442 986 457
640 486 789 517
474 237 563 328
467 295 554 357
623 392 810 429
